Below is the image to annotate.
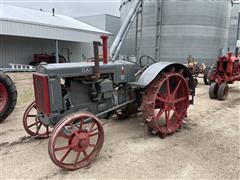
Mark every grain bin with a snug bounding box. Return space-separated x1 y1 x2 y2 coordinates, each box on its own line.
120 0 231 64
228 4 240 52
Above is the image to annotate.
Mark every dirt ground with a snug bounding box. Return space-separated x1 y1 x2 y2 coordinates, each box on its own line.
0 73 239 179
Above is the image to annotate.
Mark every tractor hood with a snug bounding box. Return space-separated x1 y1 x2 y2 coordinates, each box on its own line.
36 60 137 78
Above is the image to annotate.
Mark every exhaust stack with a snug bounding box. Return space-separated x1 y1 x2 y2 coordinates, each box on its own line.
100 35 108 64
93 41 101 80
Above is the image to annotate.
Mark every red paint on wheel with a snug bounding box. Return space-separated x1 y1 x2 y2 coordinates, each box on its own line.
142 72 189 138
0 82 8 112
48 112 104 170
23 101 51 138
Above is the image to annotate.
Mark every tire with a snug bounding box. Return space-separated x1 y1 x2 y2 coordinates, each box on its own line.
209 82 218 99
53 55 66 63
217 82 229 100
0 72 17 122
203 67 210 85
204 64 216 85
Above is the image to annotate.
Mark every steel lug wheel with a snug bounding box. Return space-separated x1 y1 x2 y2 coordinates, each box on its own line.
142 72 189 138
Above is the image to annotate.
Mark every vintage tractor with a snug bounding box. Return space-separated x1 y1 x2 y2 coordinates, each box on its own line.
209 52 240 100
0 71 17 122
29 53 66 66
23 37 195 170
184 55 208 87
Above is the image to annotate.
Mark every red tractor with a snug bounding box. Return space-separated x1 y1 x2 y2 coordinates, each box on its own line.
209 52 240 100
29 53 66 66
185 57 207 87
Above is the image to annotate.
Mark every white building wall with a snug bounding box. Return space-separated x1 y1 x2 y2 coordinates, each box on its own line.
0 35 93 68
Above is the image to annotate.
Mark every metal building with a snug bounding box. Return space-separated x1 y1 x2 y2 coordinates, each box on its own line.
120 0 231 64
77 14 120 47
0 4 110 68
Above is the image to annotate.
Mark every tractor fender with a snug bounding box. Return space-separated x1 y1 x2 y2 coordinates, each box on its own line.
136 62 195 93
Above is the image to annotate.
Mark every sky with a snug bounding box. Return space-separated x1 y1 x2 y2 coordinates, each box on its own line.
1 0 240 18
1 0 121 17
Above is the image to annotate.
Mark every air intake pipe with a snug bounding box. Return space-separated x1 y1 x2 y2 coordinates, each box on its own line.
100 35 108 64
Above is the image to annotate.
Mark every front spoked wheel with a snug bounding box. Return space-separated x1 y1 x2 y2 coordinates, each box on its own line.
23 101 51 138
48 111 104 170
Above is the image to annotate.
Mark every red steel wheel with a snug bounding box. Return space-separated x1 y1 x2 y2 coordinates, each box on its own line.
142 72 189 138
23 101 50 138
0 82 8 112
48 111 104 170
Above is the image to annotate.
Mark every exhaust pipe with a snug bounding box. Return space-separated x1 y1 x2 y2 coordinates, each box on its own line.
100 35 108 64
92 41 101 80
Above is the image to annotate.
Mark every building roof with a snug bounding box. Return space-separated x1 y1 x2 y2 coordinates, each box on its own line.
0 4 111 42
78 13 120 19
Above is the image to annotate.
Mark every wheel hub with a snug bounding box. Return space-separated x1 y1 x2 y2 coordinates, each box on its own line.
164 97 175 109
70 132 90 151
167 101 174 108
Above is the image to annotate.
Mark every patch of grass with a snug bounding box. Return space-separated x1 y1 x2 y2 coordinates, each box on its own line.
17 87 34 106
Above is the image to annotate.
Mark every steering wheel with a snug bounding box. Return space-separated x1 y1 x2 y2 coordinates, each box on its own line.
139 55 156 68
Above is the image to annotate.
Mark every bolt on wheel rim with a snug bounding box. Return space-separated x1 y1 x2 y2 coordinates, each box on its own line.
23 101 50 138
142 72 189 137
48 112 104 170
0 82 8 112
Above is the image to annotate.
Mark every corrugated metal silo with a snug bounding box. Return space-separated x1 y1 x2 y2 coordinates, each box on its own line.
228 4 240 52
120 0 231 64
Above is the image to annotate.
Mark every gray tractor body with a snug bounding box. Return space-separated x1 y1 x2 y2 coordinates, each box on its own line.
33 60 195 126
